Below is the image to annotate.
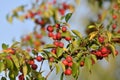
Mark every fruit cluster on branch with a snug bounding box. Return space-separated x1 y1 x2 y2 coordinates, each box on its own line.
0 0 120 80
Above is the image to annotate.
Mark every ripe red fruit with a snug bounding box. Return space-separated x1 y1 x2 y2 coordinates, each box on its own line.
39 20 45 25
34 41 40 47
59 42 64 48
112 24 117 29
18 74 24 80
48 32 53 37
28 60 34 65
65 37 71 41
101 47 108 54
47 25 54 32
115 50 118 56
56 32 61 40
59 9 65 15
68 62 73 67
62 59 68 66
62 26 67 32
63 3 69 10
49 57 54 62
55 24 60 28
36 56 43 62
112 14 117 19
52 34 57 40
53 41 59 47
91 58 95 65
6 55 12 60
35 33 42 39
98 36 104 43
51 48 56 54
80 61 84 67
64 68 72 75
117 29 120 33
8 48 16 55
95 51 102 57
66 56 72 62
102 53 108 57
31 64 38 70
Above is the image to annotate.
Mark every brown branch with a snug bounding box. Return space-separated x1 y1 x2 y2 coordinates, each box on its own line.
45 66 55 80
112 38 120 43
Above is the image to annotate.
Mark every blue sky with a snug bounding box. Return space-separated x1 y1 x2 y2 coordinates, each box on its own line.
0 0 34 49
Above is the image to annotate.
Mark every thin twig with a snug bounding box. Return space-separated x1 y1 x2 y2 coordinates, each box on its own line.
39 60 44 72
45 66 55 80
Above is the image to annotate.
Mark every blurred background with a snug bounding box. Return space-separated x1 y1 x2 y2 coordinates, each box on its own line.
0 0 120 80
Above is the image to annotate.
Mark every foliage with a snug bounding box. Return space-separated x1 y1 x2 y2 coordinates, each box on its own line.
0 0 120 80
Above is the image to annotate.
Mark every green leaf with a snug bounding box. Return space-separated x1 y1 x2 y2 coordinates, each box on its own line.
9 71 15 80
0 62 5 72
6 59 14 70
2 43 9 49
60 62 65 72
11 41 20 48
1 77 7 80
91 54 97 63
61 31 71 37
23 64 28 76
72 30 82 38
61 16 65 20
55 64 60 74
71 62 79 77
76 52 83 60
85 57 92 71
11 55 19 69
106 31 112 42
43 44 55 49
57 47 64 58
60 72 64 80
108 44 116 57
90 44 99 50
65 13 72 22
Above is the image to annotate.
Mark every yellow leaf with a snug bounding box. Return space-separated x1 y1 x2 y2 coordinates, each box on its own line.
18 15 25 22
7 16 13 23
106 31 112 42
101 10 107 21
89 31 98 40
75 0 80 5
